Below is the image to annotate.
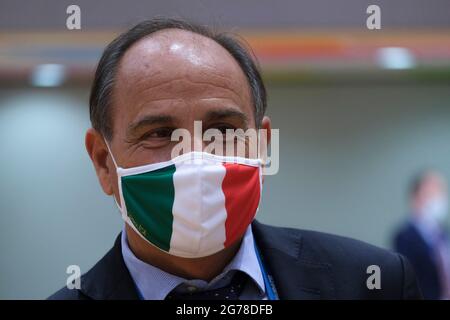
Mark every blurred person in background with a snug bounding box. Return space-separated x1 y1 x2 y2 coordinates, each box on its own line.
394 170 450 299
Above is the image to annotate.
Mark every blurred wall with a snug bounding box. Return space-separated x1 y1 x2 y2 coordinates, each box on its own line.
1 83 450 299
2 0 450 29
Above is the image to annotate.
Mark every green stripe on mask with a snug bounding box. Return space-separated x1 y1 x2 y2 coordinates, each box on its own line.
121 164 176 251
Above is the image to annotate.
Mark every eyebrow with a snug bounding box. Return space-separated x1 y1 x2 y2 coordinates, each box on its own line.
126 107 250 138
204 108 249 127
127 114 174 136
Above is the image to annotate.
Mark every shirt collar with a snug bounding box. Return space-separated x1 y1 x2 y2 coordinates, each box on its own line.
121 224 265 300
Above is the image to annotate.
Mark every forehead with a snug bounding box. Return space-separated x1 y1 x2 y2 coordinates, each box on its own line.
112 29 252 117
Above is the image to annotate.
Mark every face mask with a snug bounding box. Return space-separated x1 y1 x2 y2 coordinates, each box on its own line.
422 196 448 224
105 143 263 258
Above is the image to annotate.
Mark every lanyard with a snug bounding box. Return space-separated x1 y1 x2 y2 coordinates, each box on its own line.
136 284 144 300
254 242 279 300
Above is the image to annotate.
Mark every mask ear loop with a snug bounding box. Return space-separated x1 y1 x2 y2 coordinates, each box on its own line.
103 138 127 216
257 129 271 171
103 138 120 169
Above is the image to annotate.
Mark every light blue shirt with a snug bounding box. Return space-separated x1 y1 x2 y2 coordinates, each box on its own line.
121 225 266 300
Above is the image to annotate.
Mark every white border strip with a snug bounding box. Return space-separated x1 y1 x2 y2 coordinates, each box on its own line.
117 151 263 177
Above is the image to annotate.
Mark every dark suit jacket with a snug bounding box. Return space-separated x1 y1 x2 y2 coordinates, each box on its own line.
49 220 422 300
394 222 442 300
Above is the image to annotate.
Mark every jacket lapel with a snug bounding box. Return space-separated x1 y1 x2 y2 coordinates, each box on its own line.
252 220 336 299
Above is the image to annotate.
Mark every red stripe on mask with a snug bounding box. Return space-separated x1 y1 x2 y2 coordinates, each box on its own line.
222 163 261 247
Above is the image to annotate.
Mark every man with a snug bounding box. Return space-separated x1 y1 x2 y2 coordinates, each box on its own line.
50 18 421 300
394 171 450 299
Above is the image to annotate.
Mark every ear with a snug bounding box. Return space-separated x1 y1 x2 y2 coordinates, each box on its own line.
261 116 272 145
85 128 114 195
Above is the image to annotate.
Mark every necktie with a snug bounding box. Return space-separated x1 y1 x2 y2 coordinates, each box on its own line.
166 271 248 300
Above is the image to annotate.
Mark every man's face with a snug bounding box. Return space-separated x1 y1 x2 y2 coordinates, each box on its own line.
87 29 270 202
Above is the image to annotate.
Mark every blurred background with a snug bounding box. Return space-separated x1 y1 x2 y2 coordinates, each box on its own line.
1 0 450 299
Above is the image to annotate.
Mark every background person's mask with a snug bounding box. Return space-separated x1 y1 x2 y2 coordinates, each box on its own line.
422 196 449 225
106 143 263 258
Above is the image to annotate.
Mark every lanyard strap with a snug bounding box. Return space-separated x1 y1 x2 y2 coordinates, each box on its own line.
136 284 144 300
254 242 279 300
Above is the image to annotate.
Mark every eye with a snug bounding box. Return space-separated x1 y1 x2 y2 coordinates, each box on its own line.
208 123 237 134
142 127 174 140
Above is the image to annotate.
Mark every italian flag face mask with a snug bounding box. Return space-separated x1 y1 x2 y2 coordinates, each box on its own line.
106 143 263 259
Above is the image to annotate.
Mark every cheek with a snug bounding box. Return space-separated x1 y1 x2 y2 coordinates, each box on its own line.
124 145 176 167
